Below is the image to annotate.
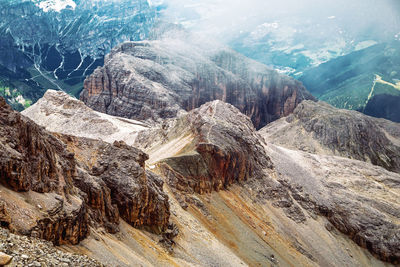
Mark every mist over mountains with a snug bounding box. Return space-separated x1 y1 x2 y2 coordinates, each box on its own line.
160 0 400 74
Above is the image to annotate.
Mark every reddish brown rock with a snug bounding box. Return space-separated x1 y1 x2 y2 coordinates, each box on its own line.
0 98 73 193
0 97 88 244
136 100 273 194
81 39 315 129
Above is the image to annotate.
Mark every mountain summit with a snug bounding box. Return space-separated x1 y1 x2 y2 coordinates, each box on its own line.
81 38 315 129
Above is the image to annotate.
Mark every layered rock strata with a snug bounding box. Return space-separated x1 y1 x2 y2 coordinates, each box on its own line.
58 135 170 233
135 100 273 195
260 100 400 173
81 39 315 129
21 91 400 265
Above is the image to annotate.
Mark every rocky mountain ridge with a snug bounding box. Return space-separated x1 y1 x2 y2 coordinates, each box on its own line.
81 39 315 129
0 96 170 248
22 89 149 146
0 0 158 109
260 100 400 173
19 90 400 266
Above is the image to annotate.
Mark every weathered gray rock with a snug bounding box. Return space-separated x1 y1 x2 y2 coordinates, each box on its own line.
257 101 400 263
81 39 315 129
22 90 149 146
0 227 102 266
58 136 170 233
19 90 400 265
260 100 400 173
0 97 171 246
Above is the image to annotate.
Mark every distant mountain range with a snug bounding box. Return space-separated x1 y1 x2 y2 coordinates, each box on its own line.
0 0 158 110
300 41 400 122
0 0 399 124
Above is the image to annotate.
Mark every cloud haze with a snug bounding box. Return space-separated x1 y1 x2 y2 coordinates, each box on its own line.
159 0 400 42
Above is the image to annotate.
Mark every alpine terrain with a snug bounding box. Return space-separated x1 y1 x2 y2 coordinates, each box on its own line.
0 0 399 266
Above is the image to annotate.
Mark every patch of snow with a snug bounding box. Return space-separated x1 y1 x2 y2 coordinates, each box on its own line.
33 0 76 12
147 0 164 6
354 40 378 51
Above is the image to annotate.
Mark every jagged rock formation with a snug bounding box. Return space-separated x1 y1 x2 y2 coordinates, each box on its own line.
0 97 88 244
13 92 400 266
255 143 400 264
135 100 400 264
135 100 273 195
80 39 315 129
58 135 170 233
0 96 170 246
141 101 400 264
260 100 400 173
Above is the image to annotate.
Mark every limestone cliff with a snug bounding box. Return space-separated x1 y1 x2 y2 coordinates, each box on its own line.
135 100 273 195
80 39 315 129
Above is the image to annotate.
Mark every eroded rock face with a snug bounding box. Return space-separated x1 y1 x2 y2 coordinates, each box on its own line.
260 100 400 173
58 136 170 233
0 97 170 245
0 97 74 193
81 39 315 129
19 91 400 265
0 97 88 244
254 144 400 264
136 100 273 194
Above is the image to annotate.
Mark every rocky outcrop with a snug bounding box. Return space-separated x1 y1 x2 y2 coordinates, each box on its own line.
255 143 400 264
0 96 74 193
21 92 400 265
136 100 273 195
0 97 170 245
260 100 400 173
81 39 315 129
58 136 170 233
134 99 400 264
0 96 88 244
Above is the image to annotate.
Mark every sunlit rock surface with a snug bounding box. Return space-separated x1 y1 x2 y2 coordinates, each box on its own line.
13 92 400 265
23 90 149 146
